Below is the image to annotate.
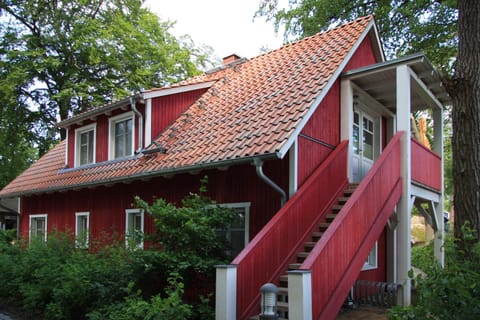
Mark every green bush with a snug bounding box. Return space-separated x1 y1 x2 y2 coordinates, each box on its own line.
389 227 480 320
87 273 192 320
0 178 236 319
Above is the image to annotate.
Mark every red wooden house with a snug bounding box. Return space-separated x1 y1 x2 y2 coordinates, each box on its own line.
0 16 449 319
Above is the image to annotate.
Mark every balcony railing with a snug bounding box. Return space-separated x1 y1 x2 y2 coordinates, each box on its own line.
411 138 442 192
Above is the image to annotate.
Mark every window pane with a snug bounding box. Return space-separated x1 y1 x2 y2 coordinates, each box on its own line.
363 131 373 160
126 211 143 248
76 215 89 247
87 131 94 163
32 217 46 241
114 118 132 158
126 119 133 156
353 125 359 155
79 130 94 165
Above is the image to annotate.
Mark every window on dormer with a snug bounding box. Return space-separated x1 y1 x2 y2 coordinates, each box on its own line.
109 112 134 160
75 124 96 167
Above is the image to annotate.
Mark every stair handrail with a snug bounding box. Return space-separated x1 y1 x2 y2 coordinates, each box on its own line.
232 141 349 320
301 131 405 319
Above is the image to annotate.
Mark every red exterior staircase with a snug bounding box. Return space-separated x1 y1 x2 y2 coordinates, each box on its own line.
235 132 404 320
274 184 359 319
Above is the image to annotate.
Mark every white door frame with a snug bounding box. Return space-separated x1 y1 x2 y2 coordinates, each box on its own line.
351 101 381 183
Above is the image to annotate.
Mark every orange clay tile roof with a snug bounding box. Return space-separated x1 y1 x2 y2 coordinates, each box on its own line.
0 16 376 197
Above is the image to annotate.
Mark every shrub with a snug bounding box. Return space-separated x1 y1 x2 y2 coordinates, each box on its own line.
87 273 192 320
389 227 480 320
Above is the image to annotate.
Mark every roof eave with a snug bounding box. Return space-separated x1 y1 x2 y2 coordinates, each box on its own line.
0 153 279 198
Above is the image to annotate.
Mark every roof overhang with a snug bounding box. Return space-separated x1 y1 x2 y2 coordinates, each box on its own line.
57 81 217 128
0 198 19 215
342 53 451 112
1 152 279 198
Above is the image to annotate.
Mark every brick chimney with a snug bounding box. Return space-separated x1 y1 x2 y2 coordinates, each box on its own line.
222 54 242 65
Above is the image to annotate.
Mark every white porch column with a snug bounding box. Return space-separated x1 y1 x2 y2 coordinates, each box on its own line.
341 79 354 179
396 65 412 306
433 107 445 266
288 270 312 320
215 265 237 320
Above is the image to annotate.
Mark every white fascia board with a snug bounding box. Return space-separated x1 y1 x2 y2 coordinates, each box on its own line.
142 81 217 99
408 67 444 110
277 19 376 158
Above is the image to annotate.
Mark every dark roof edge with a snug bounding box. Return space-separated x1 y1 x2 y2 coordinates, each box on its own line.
57 94 142 128
0 153 279 199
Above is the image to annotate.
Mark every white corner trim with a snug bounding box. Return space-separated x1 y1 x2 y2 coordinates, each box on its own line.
145 98 152 146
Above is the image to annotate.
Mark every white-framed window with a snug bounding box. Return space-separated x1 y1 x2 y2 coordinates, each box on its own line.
217 202 250 258
362 241 378 271
75 212 90 248
74 123 96 167
109 112 134 160
125 209 144 249
29 214 47 243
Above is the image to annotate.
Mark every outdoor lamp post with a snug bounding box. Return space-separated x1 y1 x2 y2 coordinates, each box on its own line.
259 283 279 320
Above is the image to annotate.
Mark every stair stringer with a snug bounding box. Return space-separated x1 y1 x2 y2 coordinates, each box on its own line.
298 131 404 320
318 179 402 319
232 141 349 320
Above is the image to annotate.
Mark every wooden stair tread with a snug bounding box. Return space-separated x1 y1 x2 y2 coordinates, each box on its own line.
288 262 302 270
297 251 309 258
326 213 337 220
312 231 324 238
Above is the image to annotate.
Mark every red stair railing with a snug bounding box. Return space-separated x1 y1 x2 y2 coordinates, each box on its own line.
301 131 404 320
232 141 349 320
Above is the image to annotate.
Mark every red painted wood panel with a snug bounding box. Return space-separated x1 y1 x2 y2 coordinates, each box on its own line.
298 138 332 187
232 142 349 320
344 35 378 72
301 81 340 145
65 103 147 167
411 138 442 191
67 129 75 168
19 158 288 245
357 229 386 282
150 89 208 140
301 132 403 320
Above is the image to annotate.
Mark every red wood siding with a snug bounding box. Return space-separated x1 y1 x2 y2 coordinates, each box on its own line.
297 35 379 188
20 158 288 245
344 35 378 71
298 81 340 186
301 132 403 320
233 142 349 320
65 104 146 167
67 129 75 167
357 229 386 282
150 89 208 140
411 138 442 191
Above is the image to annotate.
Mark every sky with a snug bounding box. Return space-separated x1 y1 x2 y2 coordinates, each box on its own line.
143 0 285 62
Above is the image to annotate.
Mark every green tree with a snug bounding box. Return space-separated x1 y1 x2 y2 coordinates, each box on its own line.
0 0 210 155
257 0 480 246
0 65 37 188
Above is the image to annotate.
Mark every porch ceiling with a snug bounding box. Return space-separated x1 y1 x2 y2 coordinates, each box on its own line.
342 53 451 112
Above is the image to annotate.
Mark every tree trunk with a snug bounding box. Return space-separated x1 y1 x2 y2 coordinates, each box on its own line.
448 0 480 243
